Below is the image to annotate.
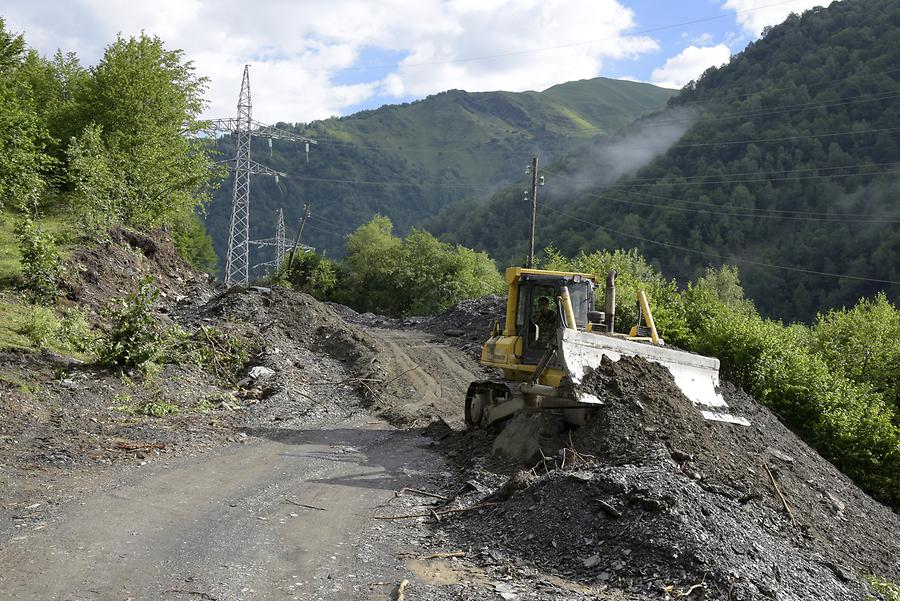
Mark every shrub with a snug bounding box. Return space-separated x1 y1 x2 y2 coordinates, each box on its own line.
97 277 161 371
684 279 900 508
281 251 337 298
539 245 688 344
58 307 96 354
165 324 255 385
18 305 60 348
16 216 60 303
812 292 900 413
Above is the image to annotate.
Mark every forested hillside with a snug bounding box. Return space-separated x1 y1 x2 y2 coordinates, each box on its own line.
433 0 900 322
204 78 674 271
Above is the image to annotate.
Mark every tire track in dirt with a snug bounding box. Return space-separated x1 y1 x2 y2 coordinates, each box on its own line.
365 328 484 427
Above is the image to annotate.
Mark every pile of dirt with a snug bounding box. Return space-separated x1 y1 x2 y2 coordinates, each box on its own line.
423 295 506 357
60 227 212 311
191 286 386 427
437 356 900 600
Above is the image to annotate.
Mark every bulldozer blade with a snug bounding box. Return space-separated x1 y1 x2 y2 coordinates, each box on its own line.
558 329 750 426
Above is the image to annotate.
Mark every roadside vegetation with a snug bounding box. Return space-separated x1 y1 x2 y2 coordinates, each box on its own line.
0 17 219 292
540 248 900 510
278 215 505 316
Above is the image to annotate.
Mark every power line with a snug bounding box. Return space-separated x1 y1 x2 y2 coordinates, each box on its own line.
581 189 900 224
287 161 900 191
541 205 900 285
304 221 352 238
613 160 900 184
617 187 898 219
609 165 900 188
309 213 369 229
311 124 900 157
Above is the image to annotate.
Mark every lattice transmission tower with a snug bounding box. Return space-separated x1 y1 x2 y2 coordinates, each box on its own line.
206 65 316 287
252 208 303 273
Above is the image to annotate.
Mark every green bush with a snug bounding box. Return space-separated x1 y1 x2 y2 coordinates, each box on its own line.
684 277 900 508
18 305 60 347
332 216 505 316
866 575 900 601
813 293 900 413
15 216 60 302
539 245 688 344
113 399 179 417
280 251 338 298
58 307 96 353
97 277 162 371
170 213 218 275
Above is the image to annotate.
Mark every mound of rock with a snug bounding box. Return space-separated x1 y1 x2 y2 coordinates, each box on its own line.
423 295 506 356
445 356 900 600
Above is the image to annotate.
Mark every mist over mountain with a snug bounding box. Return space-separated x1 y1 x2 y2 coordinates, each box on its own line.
433 0 900 322
204 78 674 269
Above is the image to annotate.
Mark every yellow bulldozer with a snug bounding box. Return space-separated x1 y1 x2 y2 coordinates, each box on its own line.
465 267 749 429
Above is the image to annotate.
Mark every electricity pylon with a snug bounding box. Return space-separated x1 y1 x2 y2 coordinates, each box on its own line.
206 65 316 287
253 208 306 273
274 209 287 268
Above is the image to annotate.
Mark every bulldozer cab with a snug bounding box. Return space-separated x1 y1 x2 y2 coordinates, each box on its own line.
512 272 596 364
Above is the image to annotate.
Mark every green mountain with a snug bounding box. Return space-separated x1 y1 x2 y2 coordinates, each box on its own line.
204 78 674 270
433 0 900 322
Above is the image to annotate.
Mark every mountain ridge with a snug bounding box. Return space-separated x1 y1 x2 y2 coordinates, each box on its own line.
204 76 675 269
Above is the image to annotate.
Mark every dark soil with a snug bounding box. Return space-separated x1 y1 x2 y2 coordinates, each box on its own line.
430 356 900 600
422 295 506 358
60 227 212 312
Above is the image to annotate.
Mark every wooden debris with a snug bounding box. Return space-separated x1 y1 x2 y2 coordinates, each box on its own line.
595 498 623 518
373 502 498 520
395 579 409 601
396 487 448 501
112 440 165 452
764 464 795 524
164 589 219 601
421 551 466 560
285 499 326 511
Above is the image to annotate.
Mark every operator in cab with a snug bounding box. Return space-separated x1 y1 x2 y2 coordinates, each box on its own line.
533 296 558 348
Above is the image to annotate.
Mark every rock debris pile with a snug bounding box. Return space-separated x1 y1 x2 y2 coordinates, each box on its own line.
423 295 506 357
437 356 900 600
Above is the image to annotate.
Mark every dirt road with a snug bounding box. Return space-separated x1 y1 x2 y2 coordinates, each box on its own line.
371 328 487 427
0 326 484 601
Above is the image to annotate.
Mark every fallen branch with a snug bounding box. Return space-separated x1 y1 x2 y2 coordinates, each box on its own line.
113 441 165 451
380 365 420 387
165 590 219 601
595 499 622 519
396 487 449 501
764 464 795 524
664 573 708 598
285 499 326 511
421 551 465 560
395 579 409 601
373 502 498 520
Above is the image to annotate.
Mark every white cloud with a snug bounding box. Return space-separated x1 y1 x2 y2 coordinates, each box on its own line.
722 0 827 38
0 0 660 123
650 44 731 89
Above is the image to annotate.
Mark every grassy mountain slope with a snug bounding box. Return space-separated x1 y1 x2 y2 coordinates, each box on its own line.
434 0 900 322
204 78 674 272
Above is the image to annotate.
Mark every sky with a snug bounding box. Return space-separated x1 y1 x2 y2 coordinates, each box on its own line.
1 0 830 124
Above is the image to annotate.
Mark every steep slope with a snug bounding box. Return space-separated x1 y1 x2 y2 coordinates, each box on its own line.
204 78 674 273
435 0 900 322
